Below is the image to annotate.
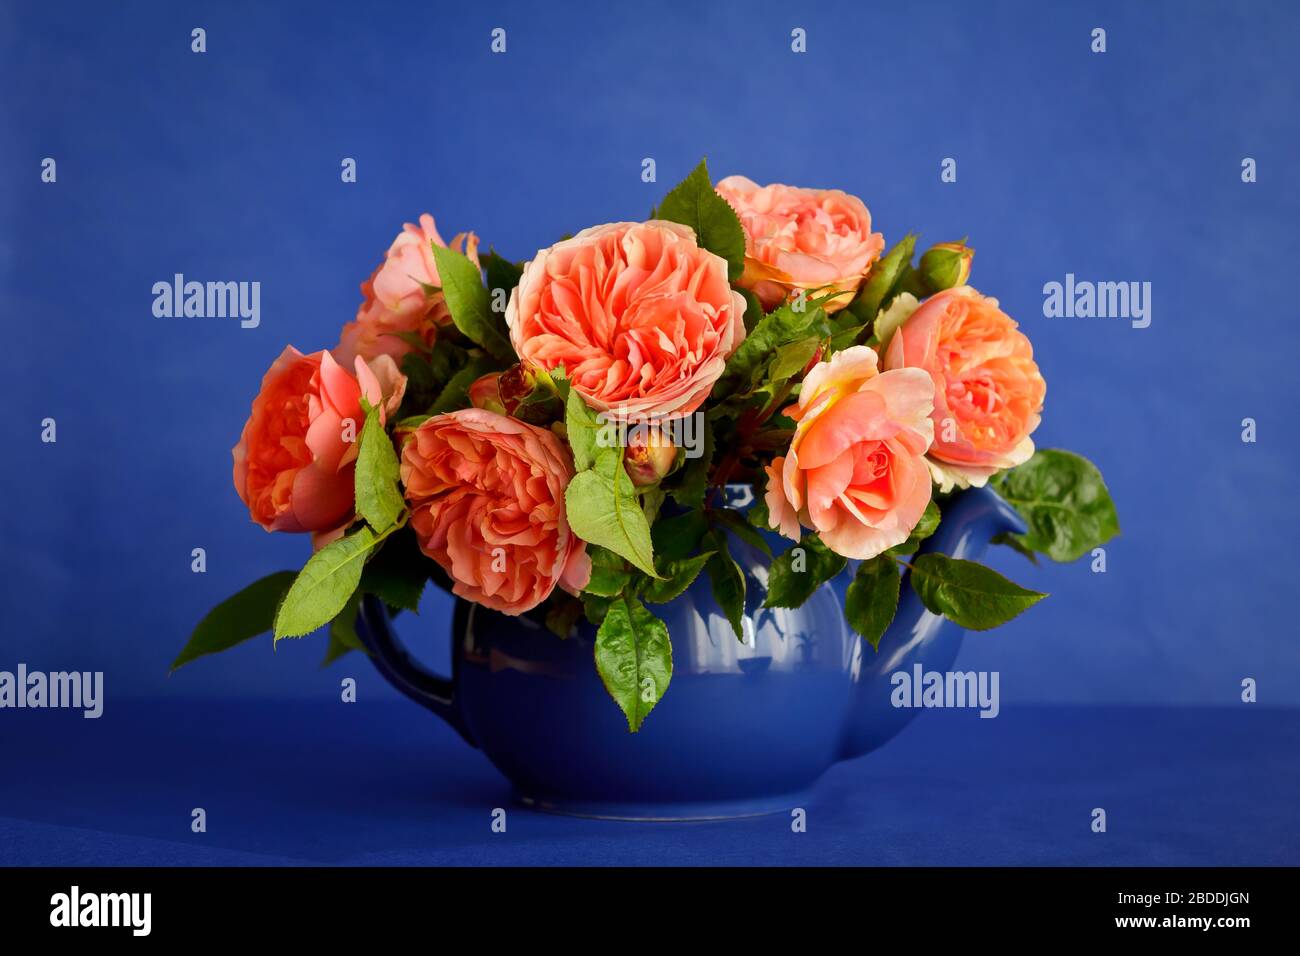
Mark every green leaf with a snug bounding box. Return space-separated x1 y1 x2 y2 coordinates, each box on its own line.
666 417 713 509
323 590 368 665
355 401 404 532
764 535 846 609
564 386 604 472
846 233 917 325
565 462 657 577
594 595 673 732
711 507 772 556
738 287 765 333
651 509 708 562
769 335 821 381
887 500 941 556
992 531 1040 565
429 244 515 363
428 354 501 415
990 449 1119 563
274 527 378 640
844 557 900 649
172 571 297 671
715 300 825 397
910 553 1046 630
582 592 614 627
704 529 746 639
544 596 585 639
653 158 747 281
483 248 523 303
643 552 713 604
584 546 633 597
359 527 429 612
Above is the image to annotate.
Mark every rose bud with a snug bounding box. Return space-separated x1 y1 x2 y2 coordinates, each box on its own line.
467 372 507 415
917 241 974 294
497 363 562 425
623 426 678 487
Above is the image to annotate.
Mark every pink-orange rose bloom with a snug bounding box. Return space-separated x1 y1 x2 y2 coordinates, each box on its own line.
506 221 746 419
883 286 1046 488
400 409 591 615
765 346 935 559
335 213 480 366
233 347 407 536
715 176 885 313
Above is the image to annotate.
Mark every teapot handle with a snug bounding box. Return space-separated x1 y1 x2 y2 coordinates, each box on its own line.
355 596 477 747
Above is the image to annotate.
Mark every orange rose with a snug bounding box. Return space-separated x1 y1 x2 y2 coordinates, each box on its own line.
233 348 406 538
715 176 885 312
765 346 935 559
400 409 591 615
506 221 746 420
883 286 1046 489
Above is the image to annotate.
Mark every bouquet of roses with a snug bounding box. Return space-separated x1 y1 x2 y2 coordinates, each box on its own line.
175 160 1117 732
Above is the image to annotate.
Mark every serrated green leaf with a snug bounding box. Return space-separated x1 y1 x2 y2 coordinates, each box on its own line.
704 529 746 639
274 527 378 640
764 535 846 609
653 158 747 281
565 462 657 577
769 336 821 381
715 300 825 397
355 401 404 532
565 386 604 472
594 595 673 732
172 571 297 671
845 557 900 649
910 553 1046 630
643 551 713 604
990 449 1120 563
429 244 515 362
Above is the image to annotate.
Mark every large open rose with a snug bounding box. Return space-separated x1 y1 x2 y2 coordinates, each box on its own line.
715 176 885 313
506 221 746 419
883 286 1046 490
765 346 935 559
233 348 406 538
400 409 590 615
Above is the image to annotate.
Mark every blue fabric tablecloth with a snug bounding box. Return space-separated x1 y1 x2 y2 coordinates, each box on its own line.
1 701 1296 866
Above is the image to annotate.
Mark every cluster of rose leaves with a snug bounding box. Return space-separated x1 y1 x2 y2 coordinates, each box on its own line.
175 159 1118 733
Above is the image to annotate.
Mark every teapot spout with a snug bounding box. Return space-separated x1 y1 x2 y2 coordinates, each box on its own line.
838 485 1027 762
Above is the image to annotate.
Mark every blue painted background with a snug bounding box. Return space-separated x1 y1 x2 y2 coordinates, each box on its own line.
3 0 1297 707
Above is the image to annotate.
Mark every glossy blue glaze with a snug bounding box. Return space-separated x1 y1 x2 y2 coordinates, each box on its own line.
356 485 1027 820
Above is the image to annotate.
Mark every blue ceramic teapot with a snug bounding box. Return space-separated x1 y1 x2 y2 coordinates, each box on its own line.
357 484 1026 820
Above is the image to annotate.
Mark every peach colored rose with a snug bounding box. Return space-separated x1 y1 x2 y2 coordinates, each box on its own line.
400 409 591 615
506 221 746 420
715 176 885 313
765 345 935 559
335 214 480 366
233 347 407 538
883 286 1046 489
